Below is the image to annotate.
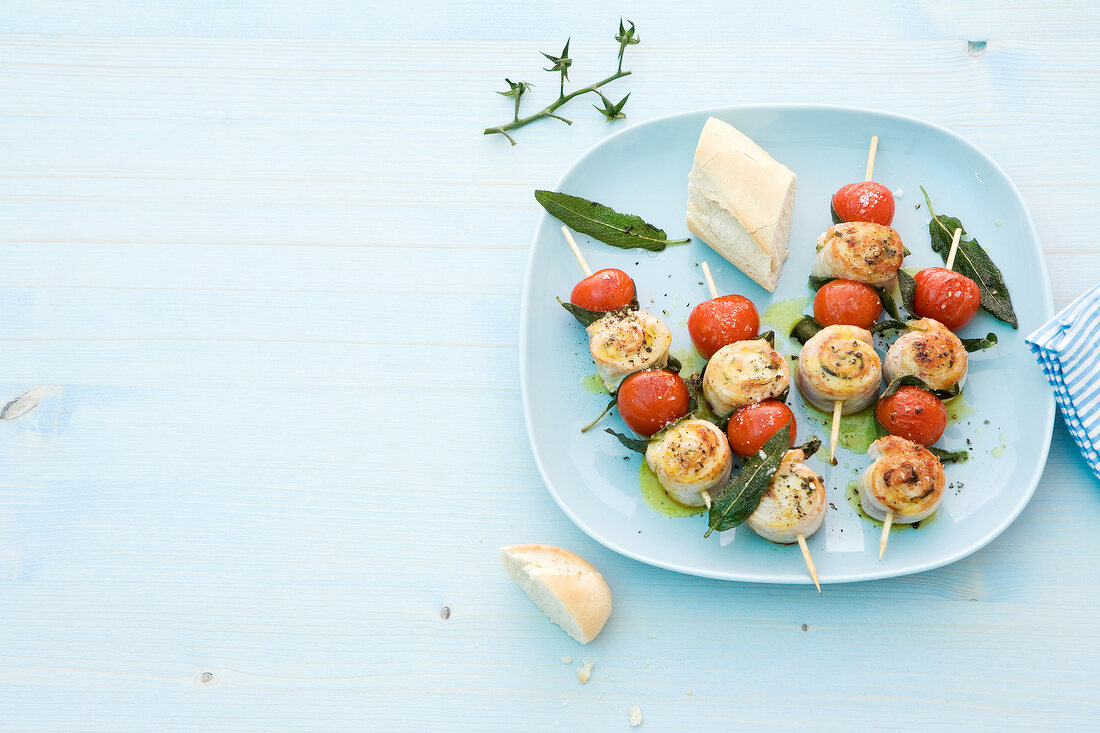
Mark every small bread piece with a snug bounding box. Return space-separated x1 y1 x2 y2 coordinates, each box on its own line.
500 544 612 644
686 117 797 292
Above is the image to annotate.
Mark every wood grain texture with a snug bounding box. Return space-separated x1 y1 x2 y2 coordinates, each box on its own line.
0 2 1099 731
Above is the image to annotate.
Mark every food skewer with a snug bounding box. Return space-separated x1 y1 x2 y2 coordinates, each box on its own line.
561 225 592 276
864 135 879 183
745 445 825 593
945 227 962 271
829 399 843 465
859 436 946 560
700 264 818 589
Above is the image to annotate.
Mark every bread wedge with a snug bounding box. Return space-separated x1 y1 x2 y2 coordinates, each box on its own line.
500 544 612 644
686 117 797 292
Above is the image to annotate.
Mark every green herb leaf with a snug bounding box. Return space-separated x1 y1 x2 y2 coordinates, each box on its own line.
790 315 824 345
897 268 917 315
666 353 682 374
581 397 616 433
808 275 834 290
705 424 791 537
795 437 822 461
876 286 900 320
684 372 729 430
920 187 1018 329
535 190 691 252
928 446 969 464
880 374 960 401
605 428 649 454
758 330 776 348
829 201 843 225
961 332 998 352
557 296 608 327
870 319 911 335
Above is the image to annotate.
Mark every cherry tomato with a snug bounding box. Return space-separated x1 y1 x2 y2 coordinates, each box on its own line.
687 294 760 358
831 181 895 226
726 400 797 458
875 386 947 446
813 278 883 330
616 370 690 437
570 269 635 312
913 267 982 331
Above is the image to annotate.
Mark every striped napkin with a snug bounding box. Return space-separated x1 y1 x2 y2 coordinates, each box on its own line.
1026 283 1100 481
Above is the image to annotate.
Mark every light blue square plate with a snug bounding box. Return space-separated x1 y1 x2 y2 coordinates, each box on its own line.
520 105 1054 584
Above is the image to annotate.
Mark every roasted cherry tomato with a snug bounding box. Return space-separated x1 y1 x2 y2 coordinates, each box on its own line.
726 400 797 458
616 369 690 437
570 268 635 312
875 386 947 446
913 267 982 331
831 181 895 226
813 278 882 330
687 294 760 358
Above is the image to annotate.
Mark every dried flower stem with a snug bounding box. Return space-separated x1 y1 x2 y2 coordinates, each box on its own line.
484 69 632 145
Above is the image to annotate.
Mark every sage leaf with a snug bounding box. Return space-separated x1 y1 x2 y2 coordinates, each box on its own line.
808 275 834 290
535 190 690 252
897 268 917 315
684 372 728 430
557 296 607 327
870 319 911 335
666 353 682 374
794 437 822 461
876 286 900 320
790 315 824 345
928 446 969 464
920 187 1018 328
706 424 790 537
605 428 649 454
881 374 960 401
758 330 776 348
961 332 998 352
581 397 616 433
829 201 843 225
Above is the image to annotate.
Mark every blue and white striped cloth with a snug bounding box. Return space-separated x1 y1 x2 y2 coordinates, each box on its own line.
1026 283 1100 481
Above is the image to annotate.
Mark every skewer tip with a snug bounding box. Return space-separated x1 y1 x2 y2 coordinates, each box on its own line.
796 533 821 593
878 512 893 560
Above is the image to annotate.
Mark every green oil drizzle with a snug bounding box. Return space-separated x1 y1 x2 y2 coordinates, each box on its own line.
762 295 813 348
946 394 977 424
992 445 1006 458
581 373 609 394
639 462 705 518
671 347 707 378
804 404 880 455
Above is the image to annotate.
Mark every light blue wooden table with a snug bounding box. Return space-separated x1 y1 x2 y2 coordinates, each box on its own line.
1 3 1099 730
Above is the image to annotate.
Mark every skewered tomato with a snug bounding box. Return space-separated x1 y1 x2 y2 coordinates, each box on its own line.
687 294 760 358
831 181 895 226
570 269 635 312
875 386 946 446
913 267 981 331
813 278 882 330
616 369 690 437
726 400 796 458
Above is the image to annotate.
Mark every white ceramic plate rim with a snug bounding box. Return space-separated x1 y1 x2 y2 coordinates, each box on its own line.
519 103 1054 583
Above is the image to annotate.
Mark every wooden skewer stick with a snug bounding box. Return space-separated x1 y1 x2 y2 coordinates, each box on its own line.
879 511 894 560
828 399 842 465
864 135 879 182
796 533 821 593
944 227 963 271
561 225 592 277
701 489 712 510
700 260 720 300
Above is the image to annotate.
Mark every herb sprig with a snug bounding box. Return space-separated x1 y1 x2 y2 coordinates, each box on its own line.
484 20 639 145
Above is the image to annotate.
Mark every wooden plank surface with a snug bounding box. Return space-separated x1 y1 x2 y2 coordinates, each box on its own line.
0 3 1099 730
